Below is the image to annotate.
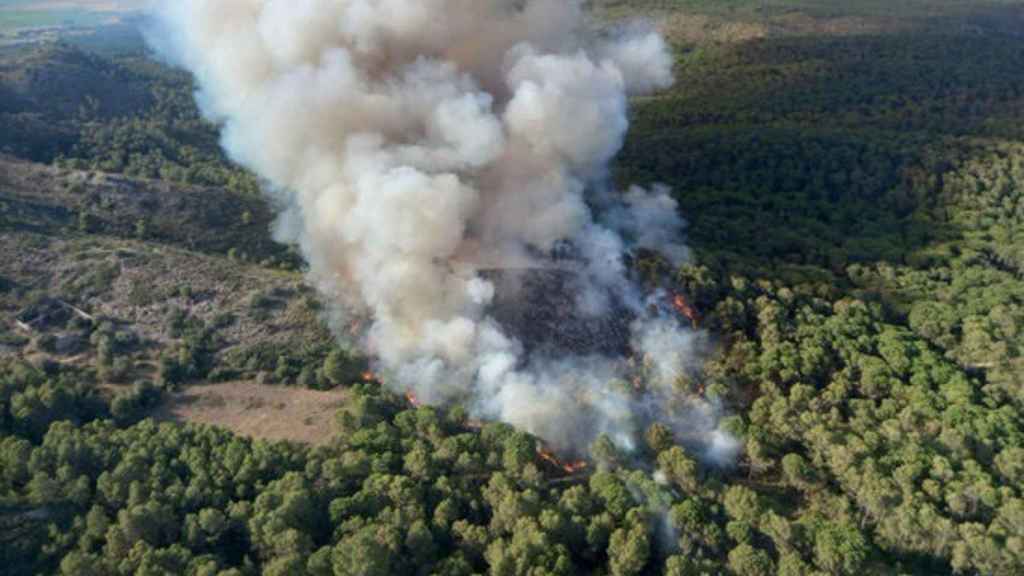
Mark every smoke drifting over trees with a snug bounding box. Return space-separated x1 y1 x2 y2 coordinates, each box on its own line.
147 0 734 458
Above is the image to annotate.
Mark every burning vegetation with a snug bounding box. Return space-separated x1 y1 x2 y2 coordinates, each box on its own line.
405 390 420 407
480 267 703 354
672 293 701 329
537 446 589 476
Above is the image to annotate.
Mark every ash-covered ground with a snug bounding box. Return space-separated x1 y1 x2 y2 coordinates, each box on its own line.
481 267 636 358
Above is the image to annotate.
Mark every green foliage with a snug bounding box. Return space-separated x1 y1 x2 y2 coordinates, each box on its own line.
0 360 108 441
217 339 339 389
727 543 774 576
608 519 650 576
657 447 699 493
812 520 868 575
323 348 367 388
0 43 255 191
110 381 162 426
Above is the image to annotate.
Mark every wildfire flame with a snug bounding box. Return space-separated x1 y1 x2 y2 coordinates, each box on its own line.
537 447 589 475
672 293 701 329
348 318 363 336
562 459 588 474
405 391 420 407
361 371 378 382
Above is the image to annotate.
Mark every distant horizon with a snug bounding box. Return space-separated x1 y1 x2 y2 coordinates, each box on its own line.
2 1 149 12
0 1 149 36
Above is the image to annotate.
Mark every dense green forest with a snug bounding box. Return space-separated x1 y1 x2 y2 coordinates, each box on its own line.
2 2 1024 575
0 41 259 194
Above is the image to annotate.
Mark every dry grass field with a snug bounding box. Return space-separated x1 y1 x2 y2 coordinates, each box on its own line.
153 380 348 445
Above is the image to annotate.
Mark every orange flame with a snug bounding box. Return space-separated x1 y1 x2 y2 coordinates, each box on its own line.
361 371 378 382
538 447 559 466
349 318 363 336
672 293 701 329
563 460 588 474
537 447 589 475
405 391 420 406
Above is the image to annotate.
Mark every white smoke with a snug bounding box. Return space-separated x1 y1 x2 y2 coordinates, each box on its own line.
147 0 734 459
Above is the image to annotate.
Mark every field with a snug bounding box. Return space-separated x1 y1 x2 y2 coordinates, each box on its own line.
153 380 348 445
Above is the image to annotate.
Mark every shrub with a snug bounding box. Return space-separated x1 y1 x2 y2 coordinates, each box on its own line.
111 380 163 425
297 366 318 389
166 307 187 338
323 348 367 387
35 334 57 354
157 354 186 388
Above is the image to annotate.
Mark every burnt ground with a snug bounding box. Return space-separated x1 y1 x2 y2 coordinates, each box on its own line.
483 268 636 358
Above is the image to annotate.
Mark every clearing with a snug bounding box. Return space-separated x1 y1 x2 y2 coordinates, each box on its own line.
153 380 348 445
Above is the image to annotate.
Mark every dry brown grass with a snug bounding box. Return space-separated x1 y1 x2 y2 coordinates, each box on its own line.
153 381 348 445
0 155 334 382
658 13 768 44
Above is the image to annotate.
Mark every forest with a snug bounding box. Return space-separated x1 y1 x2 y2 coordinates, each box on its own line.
1 1 1023 575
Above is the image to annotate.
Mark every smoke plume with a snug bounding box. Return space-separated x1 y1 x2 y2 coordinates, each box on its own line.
148 0 735 460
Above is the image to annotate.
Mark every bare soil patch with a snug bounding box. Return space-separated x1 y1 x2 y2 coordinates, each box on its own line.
154 381 347 445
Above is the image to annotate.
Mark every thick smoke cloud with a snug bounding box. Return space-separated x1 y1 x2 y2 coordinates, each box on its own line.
147 0 734 460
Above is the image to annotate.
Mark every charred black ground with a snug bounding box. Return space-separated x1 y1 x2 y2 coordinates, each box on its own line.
480 267 636 357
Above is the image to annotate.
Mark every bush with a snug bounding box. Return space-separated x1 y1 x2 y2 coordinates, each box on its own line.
35 334 57 354
323 348 367 387
207 366 240 382
89 321 115 347
166 307 187 338
157 354 187 388
210 312 235 330
111 380 163 426
113 330 137 350
95 335 115 367
109 358 132 383
273 355 291 385
297 366 318 388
